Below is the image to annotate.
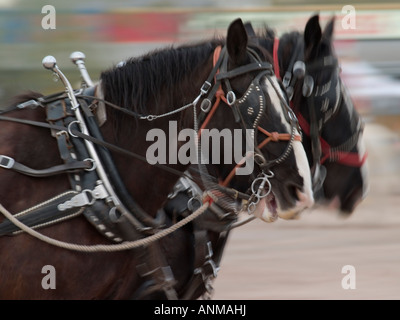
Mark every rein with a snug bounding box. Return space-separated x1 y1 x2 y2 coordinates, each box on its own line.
0 201 210 252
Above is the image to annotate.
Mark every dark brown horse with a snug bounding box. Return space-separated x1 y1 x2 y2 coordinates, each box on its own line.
0 19 312 299
247 14 369 214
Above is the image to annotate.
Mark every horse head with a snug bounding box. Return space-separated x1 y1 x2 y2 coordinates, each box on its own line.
99 18 313 223
261 14 369 214
191 19 314 223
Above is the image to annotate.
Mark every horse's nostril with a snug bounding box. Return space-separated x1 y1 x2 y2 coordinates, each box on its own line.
288 185 298 201
285 180 304 202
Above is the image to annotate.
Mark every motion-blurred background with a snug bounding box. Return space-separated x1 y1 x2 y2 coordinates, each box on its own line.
1 0 400 299
1 0 400 119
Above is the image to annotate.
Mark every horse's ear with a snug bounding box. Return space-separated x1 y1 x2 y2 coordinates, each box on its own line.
226 18 248 65
323 16 335 41
304 14 322 51
244 22 256 37
244 21 260 46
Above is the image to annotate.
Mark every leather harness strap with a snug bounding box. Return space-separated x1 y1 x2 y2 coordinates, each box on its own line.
296 112 367 167
273 37 281 80
0 155 91 177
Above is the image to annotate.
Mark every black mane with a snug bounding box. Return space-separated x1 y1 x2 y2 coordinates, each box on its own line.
250 26 302 71
100 39 224 117
258 26 277 52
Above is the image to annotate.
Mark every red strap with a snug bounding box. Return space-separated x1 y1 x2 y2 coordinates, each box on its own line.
321 151 368 167
273 38 281 80
296 113 367 167
296 112 310 135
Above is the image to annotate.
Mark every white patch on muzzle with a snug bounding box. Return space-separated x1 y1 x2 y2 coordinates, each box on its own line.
254 77 314 222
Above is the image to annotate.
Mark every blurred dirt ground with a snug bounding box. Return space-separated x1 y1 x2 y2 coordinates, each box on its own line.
212 116 400 300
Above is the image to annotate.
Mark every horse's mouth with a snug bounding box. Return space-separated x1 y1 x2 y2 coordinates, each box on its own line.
252 191 279 223
266 193 278 216
252 186 314 223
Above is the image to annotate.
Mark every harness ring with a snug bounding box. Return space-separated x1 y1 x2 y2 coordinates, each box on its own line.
67 120 80 137
83 158 97 172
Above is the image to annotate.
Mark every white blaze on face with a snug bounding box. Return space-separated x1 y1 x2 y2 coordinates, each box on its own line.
253 77 314 222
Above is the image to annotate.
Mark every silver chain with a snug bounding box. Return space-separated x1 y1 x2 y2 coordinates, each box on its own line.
139 92 203 121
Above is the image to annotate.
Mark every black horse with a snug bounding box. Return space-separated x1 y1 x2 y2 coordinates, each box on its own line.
249 14 369 214
0 19 312 299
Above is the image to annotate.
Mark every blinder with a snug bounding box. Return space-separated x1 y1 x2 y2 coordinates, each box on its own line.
234 71 268 132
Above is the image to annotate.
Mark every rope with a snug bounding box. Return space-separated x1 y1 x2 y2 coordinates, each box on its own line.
0 202 209 252
257 126 302 150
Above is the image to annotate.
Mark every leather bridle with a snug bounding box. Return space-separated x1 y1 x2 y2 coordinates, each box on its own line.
196 45 302 211
273 37 367 193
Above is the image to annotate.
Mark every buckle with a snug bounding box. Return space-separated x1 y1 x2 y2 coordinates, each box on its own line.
17 99 41 109
0 156 15 169
226 91 236 106
194 241 220 279
201 81 212 95
200 99 212 113
282 71 292 88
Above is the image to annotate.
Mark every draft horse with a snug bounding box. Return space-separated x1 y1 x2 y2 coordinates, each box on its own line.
247 14 369 214
0 19 312 299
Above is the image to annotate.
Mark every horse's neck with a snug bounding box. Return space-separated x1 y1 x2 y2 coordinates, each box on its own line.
96 61 212 217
